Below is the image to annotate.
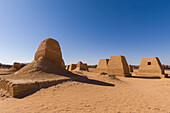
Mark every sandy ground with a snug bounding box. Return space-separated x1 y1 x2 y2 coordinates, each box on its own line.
0 69 170 113
0 68 17 75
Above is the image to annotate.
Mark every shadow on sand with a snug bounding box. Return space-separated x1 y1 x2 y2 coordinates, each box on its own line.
127 73 169 79
52 70 115 87
126 76 161 79
165 75 170 78
15 71 114 98
74 78 115 87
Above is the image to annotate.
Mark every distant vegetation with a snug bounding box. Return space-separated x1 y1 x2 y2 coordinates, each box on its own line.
1 63 170 69
88 65 97 68
0 63 12 68
162 64 170 69
132 65 139 69
0 63 29 69
20 63 29 68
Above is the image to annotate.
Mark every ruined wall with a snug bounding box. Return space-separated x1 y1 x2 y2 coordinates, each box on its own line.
0 78 71 98
0 78 13 95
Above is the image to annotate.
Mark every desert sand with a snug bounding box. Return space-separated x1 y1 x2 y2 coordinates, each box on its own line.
0 68 17 75
0 69 169 113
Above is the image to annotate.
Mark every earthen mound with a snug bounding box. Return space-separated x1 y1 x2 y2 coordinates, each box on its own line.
6 38 69 79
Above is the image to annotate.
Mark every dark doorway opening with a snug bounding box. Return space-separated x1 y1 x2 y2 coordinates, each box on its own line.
148 62 151 65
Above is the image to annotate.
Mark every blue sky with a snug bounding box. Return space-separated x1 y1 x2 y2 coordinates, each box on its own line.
0 0 170 65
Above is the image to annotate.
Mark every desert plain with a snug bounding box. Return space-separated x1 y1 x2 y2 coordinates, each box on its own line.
0 68 169 113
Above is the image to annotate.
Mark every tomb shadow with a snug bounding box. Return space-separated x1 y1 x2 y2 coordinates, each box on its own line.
65 74 114 87
74 78 115 87
126 76 161 79
16 71 114 99
48 70 115 87
165 74 170 78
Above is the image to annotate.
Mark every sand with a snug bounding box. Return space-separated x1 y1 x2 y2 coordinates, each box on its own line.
0 68 17 75
0 69 169 113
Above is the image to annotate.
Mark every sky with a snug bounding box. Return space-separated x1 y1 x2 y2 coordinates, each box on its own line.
0 0 170 65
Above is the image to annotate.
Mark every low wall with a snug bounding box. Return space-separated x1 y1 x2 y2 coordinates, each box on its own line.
0 78 71 98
